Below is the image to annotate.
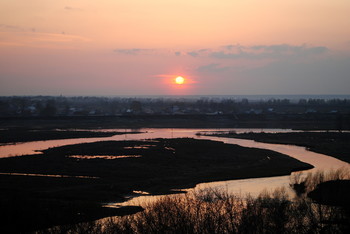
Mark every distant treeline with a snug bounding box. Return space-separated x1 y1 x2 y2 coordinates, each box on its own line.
0 96 349 117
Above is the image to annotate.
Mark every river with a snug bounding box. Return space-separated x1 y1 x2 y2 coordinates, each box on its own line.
0 128 348 204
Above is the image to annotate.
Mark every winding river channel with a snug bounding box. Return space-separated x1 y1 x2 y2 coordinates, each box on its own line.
1 128 349 204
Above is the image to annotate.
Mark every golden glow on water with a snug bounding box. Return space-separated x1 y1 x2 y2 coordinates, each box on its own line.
133 190 150 195
0 172 98 179
0 128 349 203
123 145 156 149
68 155 142 160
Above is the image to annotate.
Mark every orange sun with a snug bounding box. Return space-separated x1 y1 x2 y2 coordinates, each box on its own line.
175 76 185 85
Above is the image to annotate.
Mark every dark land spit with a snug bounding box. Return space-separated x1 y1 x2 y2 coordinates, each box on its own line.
207 131 350 163
0 138 312 232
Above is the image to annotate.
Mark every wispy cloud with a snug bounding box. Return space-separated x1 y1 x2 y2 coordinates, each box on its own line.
114 48 155 55
0 31 90 49
210 44 328 60
154 74 175 78
0 24 23 31
171 44 327 61
187 51 199 57
64 6 83 11
196 63 230 73
187 49 210 57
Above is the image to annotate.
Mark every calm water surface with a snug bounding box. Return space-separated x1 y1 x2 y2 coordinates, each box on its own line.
0 128 297 158
1 128 348 204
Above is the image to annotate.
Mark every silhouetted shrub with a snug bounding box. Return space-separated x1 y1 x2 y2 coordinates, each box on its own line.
38 170 350 233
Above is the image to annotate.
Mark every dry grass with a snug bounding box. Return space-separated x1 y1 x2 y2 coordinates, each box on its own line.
37 169 350 233
40 186 349 233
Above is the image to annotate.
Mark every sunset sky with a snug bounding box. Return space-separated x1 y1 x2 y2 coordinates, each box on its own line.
1 0 350 95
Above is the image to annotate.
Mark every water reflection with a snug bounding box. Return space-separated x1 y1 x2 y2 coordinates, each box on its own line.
1 128 295 158
68 155 142 160
1 128 349 204
0 172 98 179
123 145 156 149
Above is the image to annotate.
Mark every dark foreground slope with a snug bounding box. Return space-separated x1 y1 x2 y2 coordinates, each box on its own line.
0 138 312 232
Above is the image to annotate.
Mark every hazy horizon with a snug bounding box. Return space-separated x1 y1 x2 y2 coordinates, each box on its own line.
1 1 350 96
2 94 350 101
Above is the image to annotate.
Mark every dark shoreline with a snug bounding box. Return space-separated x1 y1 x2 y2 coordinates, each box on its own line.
1 114 349 130
206 131 350 163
